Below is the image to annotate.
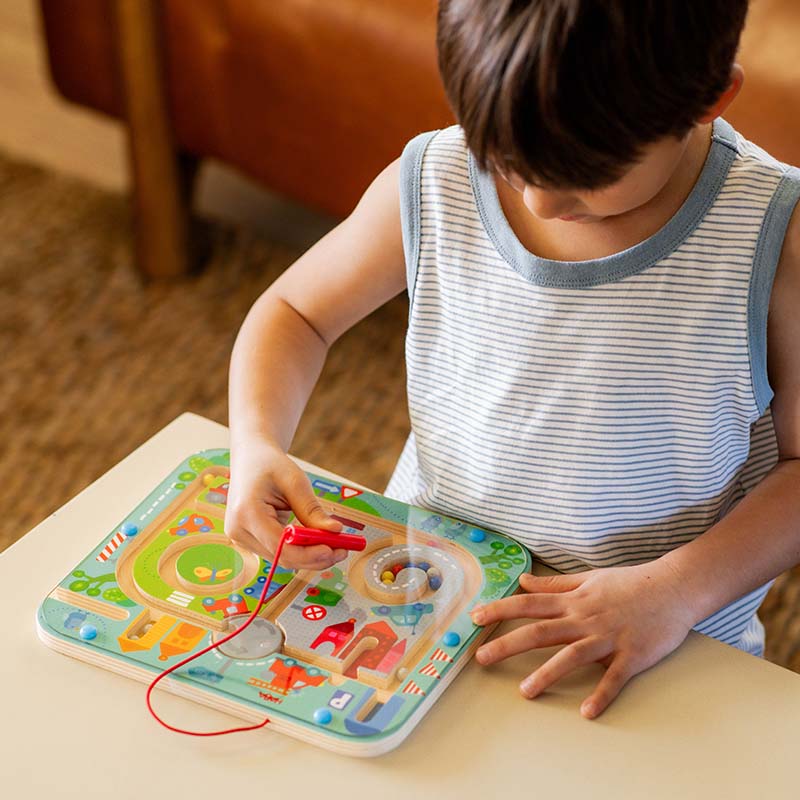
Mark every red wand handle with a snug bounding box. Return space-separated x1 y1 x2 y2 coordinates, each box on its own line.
282 524 366 551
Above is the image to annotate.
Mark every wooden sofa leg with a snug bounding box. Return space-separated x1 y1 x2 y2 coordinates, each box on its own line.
113 0 197 279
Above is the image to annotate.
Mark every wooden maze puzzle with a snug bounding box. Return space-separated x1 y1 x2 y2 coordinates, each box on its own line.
37 450 530 755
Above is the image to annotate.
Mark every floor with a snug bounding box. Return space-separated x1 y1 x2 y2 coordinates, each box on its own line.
0 148 411 547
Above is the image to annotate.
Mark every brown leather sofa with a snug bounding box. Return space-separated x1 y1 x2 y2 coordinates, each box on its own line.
39 0 799 279
39 0 452 278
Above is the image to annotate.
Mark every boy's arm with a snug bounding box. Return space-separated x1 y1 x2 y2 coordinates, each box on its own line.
229 157 405 448
471 202 800 718
226 159 406 568
657 199 800 618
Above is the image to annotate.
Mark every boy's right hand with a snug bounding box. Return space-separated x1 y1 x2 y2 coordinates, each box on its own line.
225 439 347 571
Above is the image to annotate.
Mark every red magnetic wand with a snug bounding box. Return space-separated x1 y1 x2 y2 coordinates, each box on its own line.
282 524 366 551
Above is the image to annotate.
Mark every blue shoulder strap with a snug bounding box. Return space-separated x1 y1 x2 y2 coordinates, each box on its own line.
749 164 800 414
399 130 438 312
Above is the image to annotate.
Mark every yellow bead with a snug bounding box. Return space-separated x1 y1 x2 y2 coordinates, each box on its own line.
203 474 215 486
381 571 395 584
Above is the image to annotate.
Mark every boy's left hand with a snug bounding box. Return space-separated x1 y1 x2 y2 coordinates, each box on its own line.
470 563 696 719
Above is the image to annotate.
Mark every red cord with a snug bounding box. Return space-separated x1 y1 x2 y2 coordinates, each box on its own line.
145 529 290 736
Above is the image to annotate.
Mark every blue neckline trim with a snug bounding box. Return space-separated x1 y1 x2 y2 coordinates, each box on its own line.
469 117 739 288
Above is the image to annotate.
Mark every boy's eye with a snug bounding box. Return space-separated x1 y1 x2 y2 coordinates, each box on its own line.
504 173 528 192
494 165 528 192
491 156 550 193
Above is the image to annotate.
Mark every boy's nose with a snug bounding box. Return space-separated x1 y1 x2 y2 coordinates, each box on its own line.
522 186 577 220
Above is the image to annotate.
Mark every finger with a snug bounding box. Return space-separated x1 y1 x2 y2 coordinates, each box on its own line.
519 637 610 699
227 499 286 556
281 543 342 571
226 525 276 562
235 494 337 569
229 522 341 571
519 572 584 593
580 658 632 719
470 592 565 626
280 467 342 532
475 619 579 665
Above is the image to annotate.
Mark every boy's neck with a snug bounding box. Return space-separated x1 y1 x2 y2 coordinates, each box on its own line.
496 122 714 262
631 122 713 233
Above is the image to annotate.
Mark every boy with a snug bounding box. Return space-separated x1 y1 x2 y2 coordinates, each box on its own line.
226 0 800 719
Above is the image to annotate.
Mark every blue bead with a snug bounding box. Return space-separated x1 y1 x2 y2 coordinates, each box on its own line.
468 529 486 543
313 708 332 725
428 575 442 590
121 522 139 537
442 631 460 647
79 624 98 641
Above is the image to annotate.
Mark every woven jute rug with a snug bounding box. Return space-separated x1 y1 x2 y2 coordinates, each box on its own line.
0 153 410 546
2 152 798 672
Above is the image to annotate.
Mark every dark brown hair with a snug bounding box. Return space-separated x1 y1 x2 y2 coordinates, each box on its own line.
437 0 749 189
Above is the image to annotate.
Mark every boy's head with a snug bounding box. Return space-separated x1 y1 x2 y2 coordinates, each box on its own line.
437 0 749 193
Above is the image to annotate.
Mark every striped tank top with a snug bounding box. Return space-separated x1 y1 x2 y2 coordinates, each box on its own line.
385 117 800 655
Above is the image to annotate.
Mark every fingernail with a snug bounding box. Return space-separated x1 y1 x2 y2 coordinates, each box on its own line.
471 606 485 624
520 678 537 698
475 647 489 664
581 702 597 718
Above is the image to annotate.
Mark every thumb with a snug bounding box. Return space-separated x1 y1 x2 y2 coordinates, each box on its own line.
284 470 342 532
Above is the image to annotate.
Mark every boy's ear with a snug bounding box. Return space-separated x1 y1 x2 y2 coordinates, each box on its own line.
697 64 745 123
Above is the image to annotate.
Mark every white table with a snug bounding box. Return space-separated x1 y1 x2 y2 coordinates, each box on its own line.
3 413 799 799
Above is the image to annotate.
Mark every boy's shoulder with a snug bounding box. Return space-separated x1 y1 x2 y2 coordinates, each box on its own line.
767 193 800 458
709 124 800 287
729 122 800 277
727 121 799 183
401 125 468 167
